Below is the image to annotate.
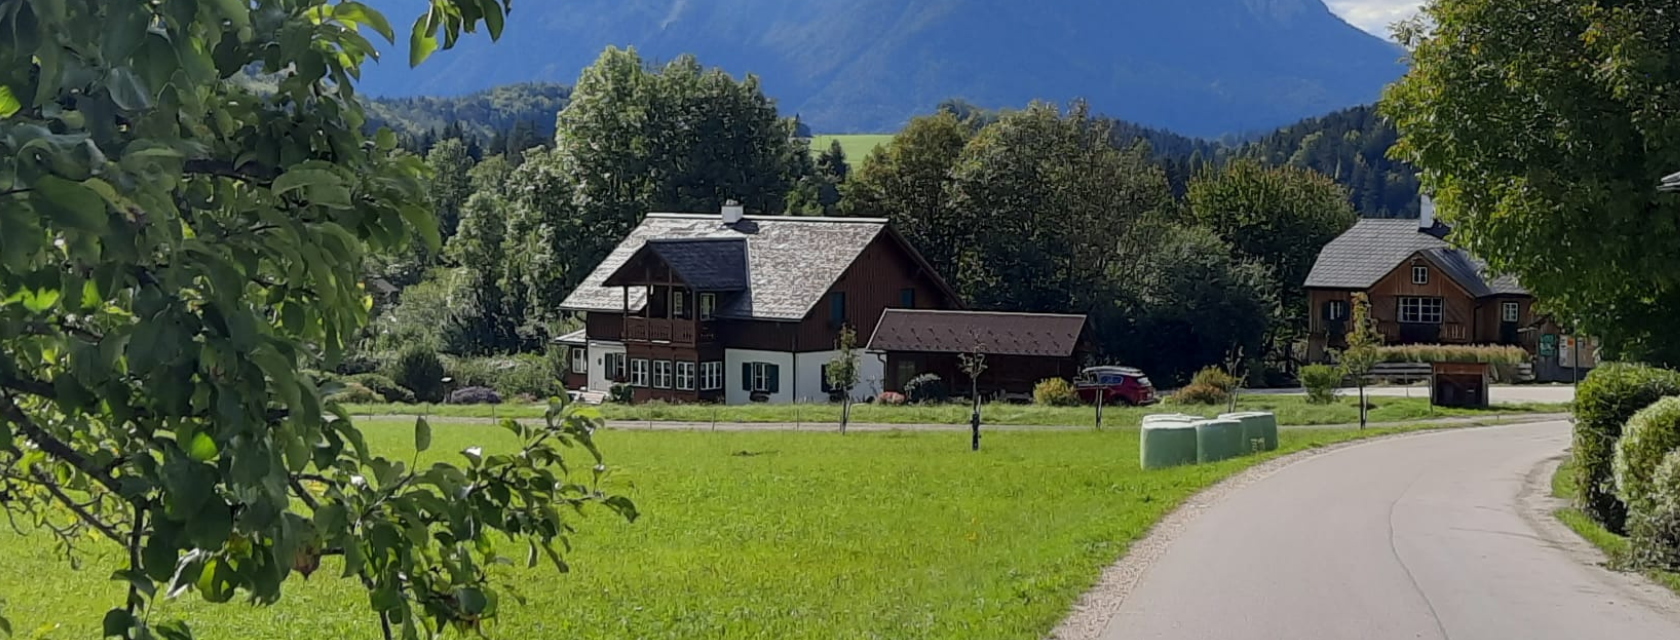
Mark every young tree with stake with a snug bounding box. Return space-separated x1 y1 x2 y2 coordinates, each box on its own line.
1340 293 1384 429
826 324 861 434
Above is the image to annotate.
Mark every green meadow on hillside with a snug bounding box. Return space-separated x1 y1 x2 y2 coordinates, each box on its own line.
810 134 895 163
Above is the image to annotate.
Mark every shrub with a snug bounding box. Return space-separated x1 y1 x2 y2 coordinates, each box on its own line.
347 373 416 404
1375 343 1528 365
1190 366 1237 394
1573 363 1680 532
386 344 448 403
608 383 635 404
877 391 907 406
334 352 384 375
447 386 503 405
1299 364 1341 405
326 382 382 405
1614 397 1680 552
1170 382 1227 406
443 356 499 389
493 355 562 399
903 373 948 404
1629 450 1680 570
1033 378 1081 406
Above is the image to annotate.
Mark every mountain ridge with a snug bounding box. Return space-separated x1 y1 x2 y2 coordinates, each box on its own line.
357 0 1405 136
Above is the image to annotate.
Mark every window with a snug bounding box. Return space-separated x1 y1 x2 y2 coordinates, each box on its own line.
700 361 723 391
1412 266 1429 285
603 353 627 382
741 362 779 393
1324 300 1348 321
676 361 696 391
821 364 833 393
571 348 587 374
700 293 717 320
630 358 649 387
652 360 673 389
829 292 846 326
1502 301 1521 323
899 288 916 308
1398 296 1443 324
670 290 686 318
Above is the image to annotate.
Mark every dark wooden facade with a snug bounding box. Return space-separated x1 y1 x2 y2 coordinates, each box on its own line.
882 353 1082 399
1307 255 1538 362
579 230 960 402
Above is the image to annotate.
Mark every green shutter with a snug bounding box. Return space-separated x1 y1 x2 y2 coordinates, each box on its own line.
768 364 781 393
741 362 752 391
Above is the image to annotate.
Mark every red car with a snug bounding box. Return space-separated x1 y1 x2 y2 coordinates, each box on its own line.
1074 366 1159 406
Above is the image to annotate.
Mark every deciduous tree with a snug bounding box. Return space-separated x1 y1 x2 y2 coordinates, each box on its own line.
0 1 633 637
1383 0 1680 364
1340 293 1384 429
841 112 973 276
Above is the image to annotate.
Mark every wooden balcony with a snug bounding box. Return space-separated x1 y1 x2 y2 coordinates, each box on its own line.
622 316 712 346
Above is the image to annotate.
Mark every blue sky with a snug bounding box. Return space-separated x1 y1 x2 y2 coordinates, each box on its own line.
1326 0 1421 39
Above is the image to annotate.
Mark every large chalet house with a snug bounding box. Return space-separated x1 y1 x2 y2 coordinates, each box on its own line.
1304 208 1540 363
557 204 1091 404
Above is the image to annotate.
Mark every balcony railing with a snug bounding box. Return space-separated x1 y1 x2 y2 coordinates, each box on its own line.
622 317 710 346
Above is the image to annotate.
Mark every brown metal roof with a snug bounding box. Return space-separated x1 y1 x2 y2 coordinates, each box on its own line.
866 309 1088 357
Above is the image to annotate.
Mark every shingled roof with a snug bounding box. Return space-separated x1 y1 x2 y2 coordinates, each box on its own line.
561 214 894 321
1305 219 1526 297
605 238 749 292
866 309 1088 357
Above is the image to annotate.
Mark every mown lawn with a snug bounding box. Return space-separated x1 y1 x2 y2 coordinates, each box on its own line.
345 395 1568 427
1549 458 1680 595
809 134 894 162
3 419 1470 639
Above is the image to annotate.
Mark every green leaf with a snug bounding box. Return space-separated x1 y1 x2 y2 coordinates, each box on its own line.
414 416 431 453
335 1 395 43
408 12 439 68
270 168 343 197
102 608 133 638
32 175 106 230
20 287 61 313
478 0 505 40
186 432 218 462
105 66 153 111
313 502 347 534
0 86 19 118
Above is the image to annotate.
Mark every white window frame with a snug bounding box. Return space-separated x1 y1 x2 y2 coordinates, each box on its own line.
751 362 773 393
700 293 717 320
1399 296 1443 324
700 361 722 390
1502 301 1520 323
630 358 649 387
1327 300 1347 321
670 289 685 318
652 360 673 389
571 348 587 374
1412 266 1429 285
675 361 695 391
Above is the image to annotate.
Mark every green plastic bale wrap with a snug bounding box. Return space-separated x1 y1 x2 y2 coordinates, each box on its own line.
1194 419 1245 463
1220 412 1279 453
1140 416 1199 470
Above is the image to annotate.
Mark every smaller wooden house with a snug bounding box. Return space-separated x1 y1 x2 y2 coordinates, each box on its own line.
866 309 1091 400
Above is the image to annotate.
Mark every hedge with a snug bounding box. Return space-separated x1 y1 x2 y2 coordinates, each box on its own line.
1032 378 1080 406
1632 449 1680 570
1573 363 1680 533
1615 398 1680 565
1375 344 1528 365
386 345 448 403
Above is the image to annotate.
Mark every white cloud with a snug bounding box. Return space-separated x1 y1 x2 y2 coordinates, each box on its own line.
1326 0 1423 39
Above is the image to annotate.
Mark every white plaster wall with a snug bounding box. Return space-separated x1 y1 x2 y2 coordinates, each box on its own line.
724 349 796 405
586 341 625 393
792 350 886 402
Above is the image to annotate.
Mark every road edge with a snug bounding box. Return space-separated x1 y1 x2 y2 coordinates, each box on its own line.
1047 418 1557 640
1517 455 1680 611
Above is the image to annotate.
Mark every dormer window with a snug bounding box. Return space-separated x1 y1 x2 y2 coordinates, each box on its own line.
1412 266 1429 285
700 293 717 320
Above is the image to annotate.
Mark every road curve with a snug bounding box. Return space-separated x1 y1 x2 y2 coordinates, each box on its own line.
1098 421 1680 640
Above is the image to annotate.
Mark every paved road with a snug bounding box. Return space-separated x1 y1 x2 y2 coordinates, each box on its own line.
1252 384 1576 405
1099 421 1680 640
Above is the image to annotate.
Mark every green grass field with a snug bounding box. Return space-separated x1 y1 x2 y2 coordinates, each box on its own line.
344 395 1567 427
1550 459 1680 595
810 134 894 162
2 419 1475 639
